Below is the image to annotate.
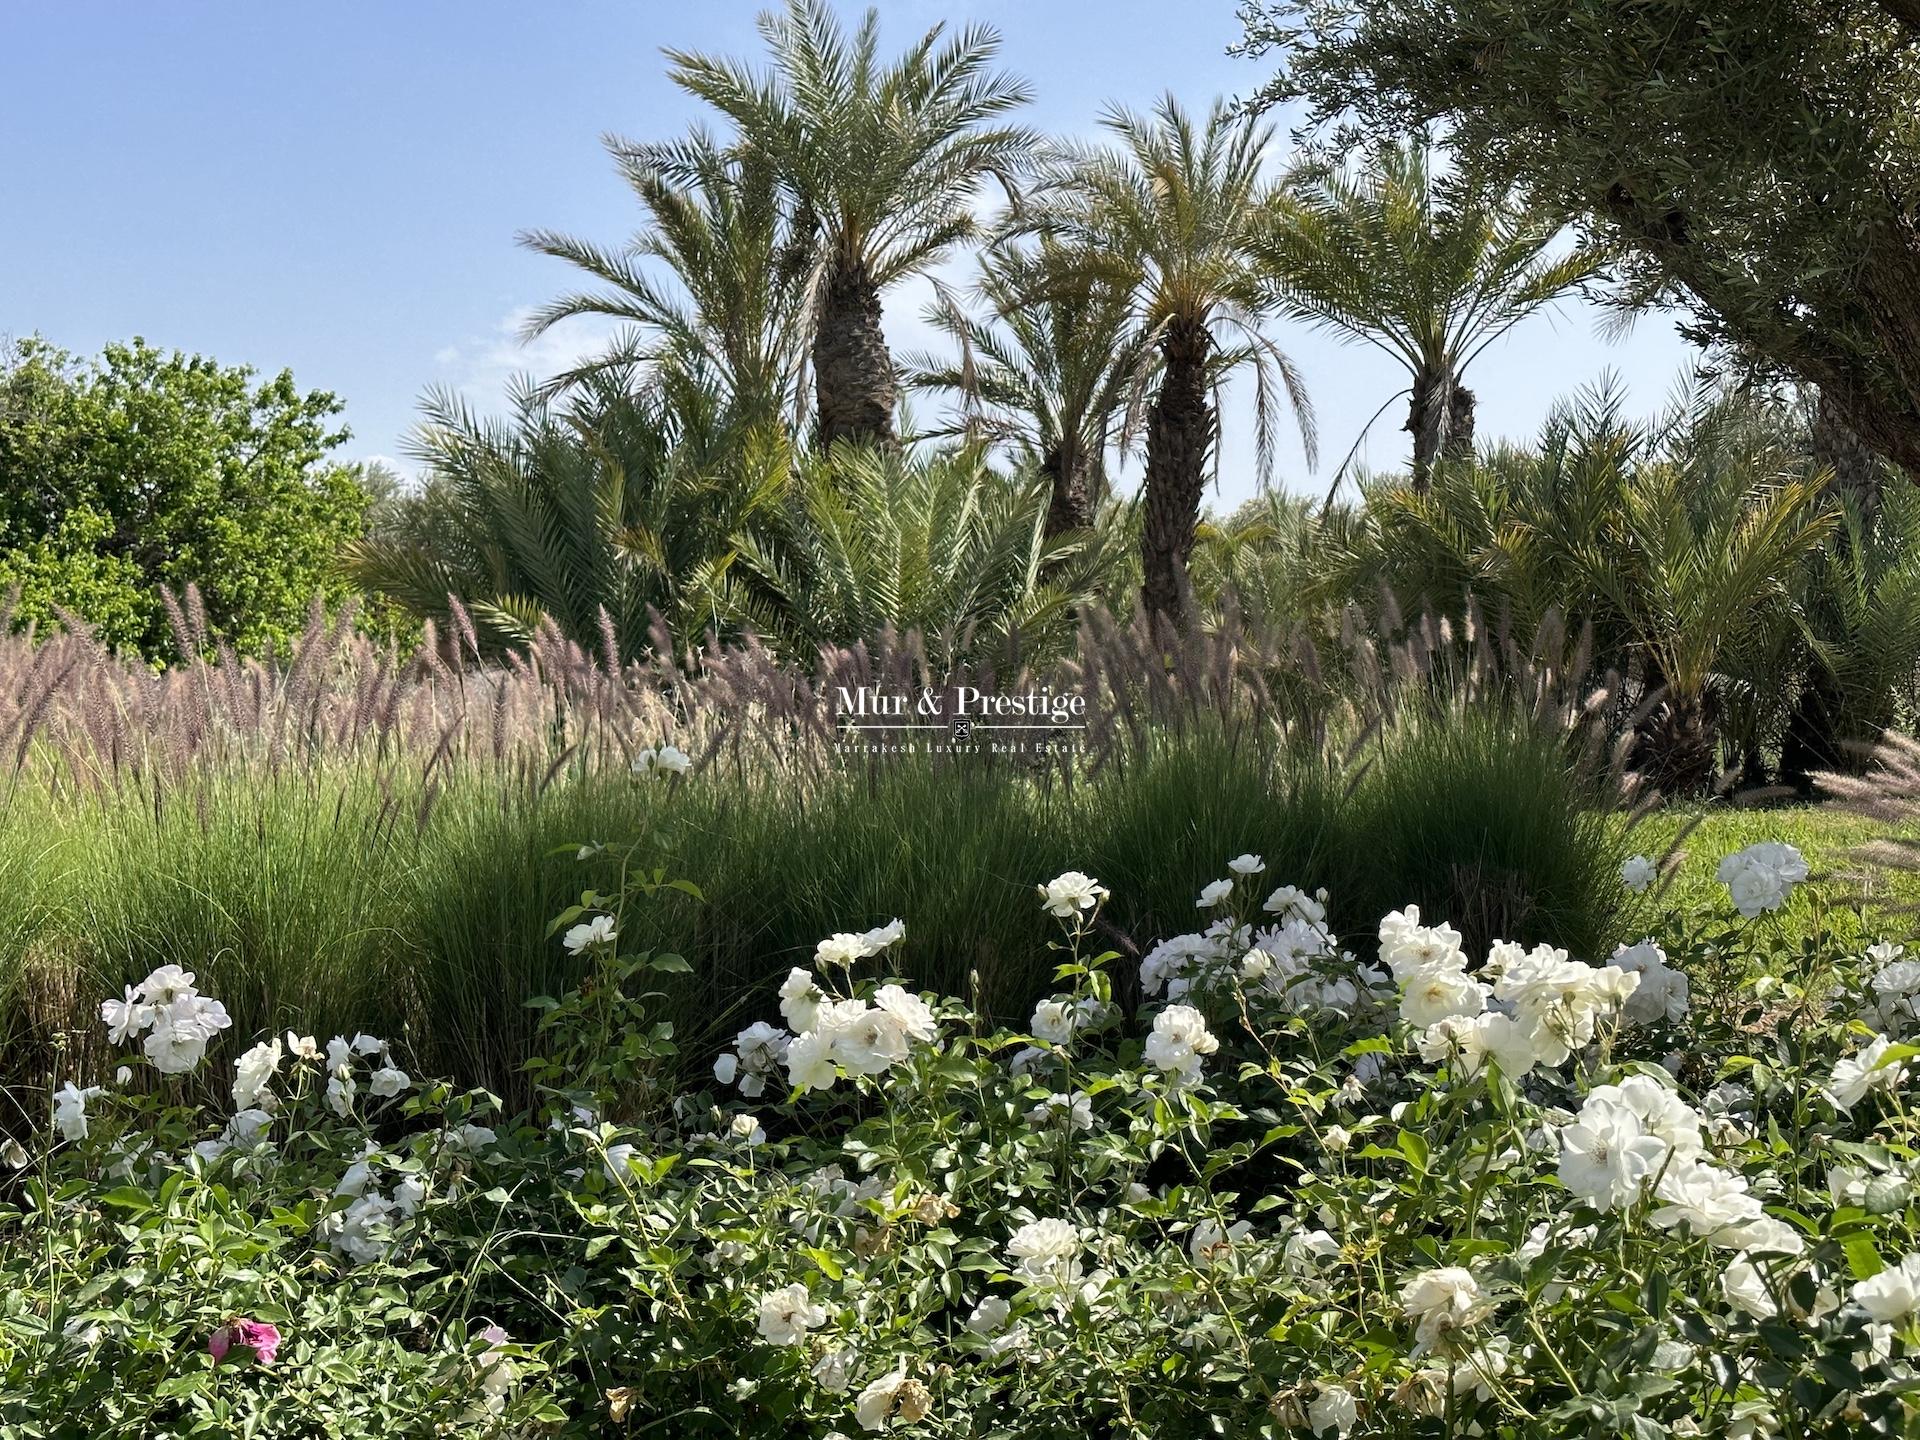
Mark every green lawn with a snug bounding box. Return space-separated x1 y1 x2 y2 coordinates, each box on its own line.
1631 803 1920 948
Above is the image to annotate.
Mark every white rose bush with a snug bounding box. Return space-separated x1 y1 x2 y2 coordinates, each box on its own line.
8 830 1920 1437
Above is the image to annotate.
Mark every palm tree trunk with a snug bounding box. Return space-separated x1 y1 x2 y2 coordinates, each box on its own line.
1443 382 1477 465
1042 436 1093 537
813 257 897 450
1139 317 1213 626
1406 362 1473 491
1812 388 1885 522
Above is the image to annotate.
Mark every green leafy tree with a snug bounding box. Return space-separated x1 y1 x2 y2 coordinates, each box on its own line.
0 337 361 659
664 0 1037 449
904 239 1148 536
1242 0 1920 477
1035 96 1316 625
1258 142 1601 491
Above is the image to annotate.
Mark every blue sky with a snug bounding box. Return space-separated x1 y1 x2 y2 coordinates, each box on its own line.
4 1 1698 507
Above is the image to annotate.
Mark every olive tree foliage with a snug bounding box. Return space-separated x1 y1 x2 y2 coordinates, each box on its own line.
0 337 362 659
1238 0 1920 477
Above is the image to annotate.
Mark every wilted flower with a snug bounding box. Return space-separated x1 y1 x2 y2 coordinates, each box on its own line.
854 1364 912 1430
1189 1216 1253 1265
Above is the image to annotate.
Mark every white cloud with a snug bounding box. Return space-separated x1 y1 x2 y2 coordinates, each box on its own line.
432 306 623 414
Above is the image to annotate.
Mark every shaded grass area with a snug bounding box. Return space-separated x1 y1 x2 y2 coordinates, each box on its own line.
0 707 1641 1102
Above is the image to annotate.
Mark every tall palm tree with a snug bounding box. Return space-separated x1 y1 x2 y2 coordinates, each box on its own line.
516 130 812 430
665 0 1038 450
1036 95 1315 626
903 239 1147 536
1259 142 1600 491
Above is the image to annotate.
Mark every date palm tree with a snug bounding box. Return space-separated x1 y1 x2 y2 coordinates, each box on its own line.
1036 95 1316 626
728 443 1125 670
516 130 812 431
665 0 1038 450
903 239 1147 536
343 365 788 661
1259 142 1600 492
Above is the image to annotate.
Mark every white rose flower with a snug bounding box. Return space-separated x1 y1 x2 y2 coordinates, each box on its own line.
1400 1265 1494 1351
1189 1216 1253 1265
779 968 825 1034
1716 842 1808 918
231 1037 282 1110
1854 1254 1920 1324
562 914 617 954
1228 853 1266 876
1036 871 1107 918
100 985 153 1045
1721 1256 1777 1319
601 1142 636 1185
1399 963 1488 1029
966 1296 1011 1334
1558 1094 1670 1210
1029 997 1081 1045
1196 878 1234 909
1143 1004 1219 1081
784 1028 838 1092
1621 854 1657 893
1308 1382 1358 1437
870 985 936 1043
1828 1034 1910 1112
652 743 692 775
369 1065 410 1099
811 1348 856 1394
754 1282 827 1346
52 1081 105 1142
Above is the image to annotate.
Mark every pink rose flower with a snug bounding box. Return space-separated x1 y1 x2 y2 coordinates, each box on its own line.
209 1319 281 1366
